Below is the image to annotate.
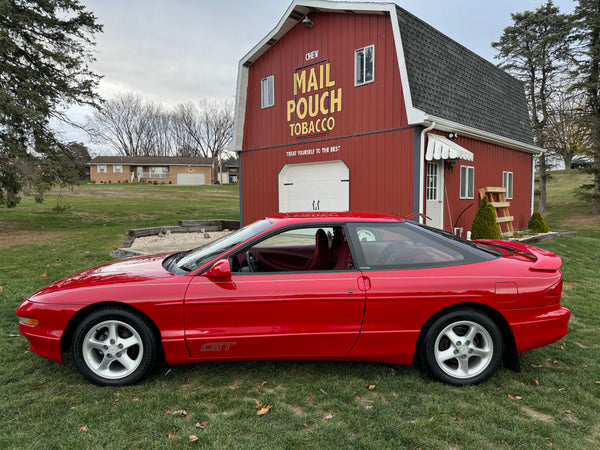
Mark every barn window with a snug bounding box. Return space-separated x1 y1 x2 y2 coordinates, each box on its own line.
460 166 474 199
261 75 274 108
97 165 106 174
113 165 123 173
503 171 513 199
355 45 374 86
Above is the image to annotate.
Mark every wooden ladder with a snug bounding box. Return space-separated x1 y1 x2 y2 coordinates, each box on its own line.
479 187 514 236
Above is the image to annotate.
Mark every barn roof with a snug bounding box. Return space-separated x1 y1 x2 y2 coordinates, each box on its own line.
233 0 541 153
396 8 534 146
88 156 213 166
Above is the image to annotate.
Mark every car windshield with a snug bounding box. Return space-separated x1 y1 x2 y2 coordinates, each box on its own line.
176 219 272 272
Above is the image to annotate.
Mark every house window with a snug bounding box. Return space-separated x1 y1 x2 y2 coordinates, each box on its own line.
97 165 106 174
113 165 123 173
355 45 374 86
460 166 474 199
261 75 274 108
503 171 513 199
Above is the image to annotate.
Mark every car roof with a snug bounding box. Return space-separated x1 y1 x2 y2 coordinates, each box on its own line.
266 211 404 224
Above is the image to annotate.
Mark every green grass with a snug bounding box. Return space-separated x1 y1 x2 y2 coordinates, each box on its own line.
1 179 599 449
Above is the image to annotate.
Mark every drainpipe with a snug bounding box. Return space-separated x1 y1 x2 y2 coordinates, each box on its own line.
418 121 436 223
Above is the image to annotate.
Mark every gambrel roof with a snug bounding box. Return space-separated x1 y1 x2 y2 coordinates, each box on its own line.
233 0 540 153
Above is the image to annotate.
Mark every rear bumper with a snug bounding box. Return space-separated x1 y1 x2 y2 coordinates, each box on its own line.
508 306 570 353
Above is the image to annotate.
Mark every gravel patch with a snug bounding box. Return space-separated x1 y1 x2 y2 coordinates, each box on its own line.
124 230 232 256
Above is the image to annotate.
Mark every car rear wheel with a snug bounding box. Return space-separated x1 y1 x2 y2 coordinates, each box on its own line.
72 307 158 386
421 309 503 385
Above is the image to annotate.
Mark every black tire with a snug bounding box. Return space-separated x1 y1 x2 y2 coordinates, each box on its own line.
71 307 158 386
420 309 503 386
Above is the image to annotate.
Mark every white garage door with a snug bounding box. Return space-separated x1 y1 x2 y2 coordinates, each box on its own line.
278 161 349 213
177 173 206 186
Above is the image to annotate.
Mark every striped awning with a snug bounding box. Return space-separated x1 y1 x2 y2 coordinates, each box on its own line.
425 134 474 161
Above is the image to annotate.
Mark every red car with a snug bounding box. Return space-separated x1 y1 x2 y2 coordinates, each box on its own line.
16 212 569 386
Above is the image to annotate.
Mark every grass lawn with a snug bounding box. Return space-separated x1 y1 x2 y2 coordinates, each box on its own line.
1 178 599 449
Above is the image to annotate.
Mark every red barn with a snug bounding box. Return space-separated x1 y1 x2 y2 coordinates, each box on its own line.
233 0 542 234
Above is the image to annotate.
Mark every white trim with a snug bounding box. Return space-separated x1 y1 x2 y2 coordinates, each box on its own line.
420 115 544 155
530 155 536 217
502 171 513 199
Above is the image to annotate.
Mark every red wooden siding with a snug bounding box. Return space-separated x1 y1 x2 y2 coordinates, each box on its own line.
243 12 407 150
439 134 533 232
242 128 415 224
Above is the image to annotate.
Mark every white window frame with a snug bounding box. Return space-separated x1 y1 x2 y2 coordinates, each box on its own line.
261 75 274 108
503 171 513 199
97 165 106 174
355 45 375 86
113 165 123 174
460 165 474 199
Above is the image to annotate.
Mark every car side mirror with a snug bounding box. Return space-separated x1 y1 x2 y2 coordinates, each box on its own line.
205 259 232 278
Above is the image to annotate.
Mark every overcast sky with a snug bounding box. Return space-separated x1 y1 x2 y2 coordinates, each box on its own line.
62 0 577 149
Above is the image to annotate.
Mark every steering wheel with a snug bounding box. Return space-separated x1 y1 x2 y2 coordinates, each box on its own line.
246 251 258 272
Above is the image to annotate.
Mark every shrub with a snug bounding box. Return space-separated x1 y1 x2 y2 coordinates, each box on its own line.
528 211 550 233
471 197 501 240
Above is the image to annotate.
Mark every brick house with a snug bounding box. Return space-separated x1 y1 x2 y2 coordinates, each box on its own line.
88 156 214 185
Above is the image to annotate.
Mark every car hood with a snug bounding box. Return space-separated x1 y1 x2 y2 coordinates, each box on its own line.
29 253 177 298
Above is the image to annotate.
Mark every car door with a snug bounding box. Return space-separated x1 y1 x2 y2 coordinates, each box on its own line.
183 225 366 359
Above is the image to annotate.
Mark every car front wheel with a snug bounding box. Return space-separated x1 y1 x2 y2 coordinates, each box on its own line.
72 307 158 386
421 309 503 385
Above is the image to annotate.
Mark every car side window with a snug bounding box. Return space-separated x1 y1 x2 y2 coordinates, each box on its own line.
231 226 354 273
349 222 486 269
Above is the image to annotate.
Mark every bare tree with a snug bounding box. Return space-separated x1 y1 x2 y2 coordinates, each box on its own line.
87 93 172 156
171 100 234 159
545 90 591 173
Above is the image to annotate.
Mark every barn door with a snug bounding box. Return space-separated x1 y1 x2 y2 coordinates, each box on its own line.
278 161 349 213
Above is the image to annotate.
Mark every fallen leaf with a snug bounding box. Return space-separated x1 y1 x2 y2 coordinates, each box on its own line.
41 272 47 278
454 416 463 423
164 409 172 416
365 405 373 410
306 396 314 404
167 432 176 441
531 364 543 368
319 388 328 395
78 425 88 433
560 342 566 351
355 396 361 401
196 421 208 429
189 435 199 442
564 410 572 415
257 405 272 416
0 285 3 292
132 397 142 402
507 394 515 399
114 391 120 397
110 398 119 405
8 334 20 338
388 367 397 376
229 384 241 390
429 417 435 422
516 396 523 400
324 414 334 421
257 381 267 391
553 360 559 365
534 380 540 387
408 419 417 424
561 372 567 375
254 400 262 409
558 388 566 392
368 385 376 391
303 423 310 431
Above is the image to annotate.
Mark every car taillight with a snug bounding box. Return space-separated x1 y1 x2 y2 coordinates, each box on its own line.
544 279 563 305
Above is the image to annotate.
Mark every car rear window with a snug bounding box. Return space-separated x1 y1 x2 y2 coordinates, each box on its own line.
348 221 499 270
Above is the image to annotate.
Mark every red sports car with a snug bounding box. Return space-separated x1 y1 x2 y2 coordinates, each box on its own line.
16 212 569 386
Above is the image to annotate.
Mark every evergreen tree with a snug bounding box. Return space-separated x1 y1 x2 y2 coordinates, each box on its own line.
471 197 501 240
492 1 572 212
0 0 102 207
572 0 600 214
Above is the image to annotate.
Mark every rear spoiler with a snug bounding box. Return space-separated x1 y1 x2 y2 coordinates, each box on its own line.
476 240 562 271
